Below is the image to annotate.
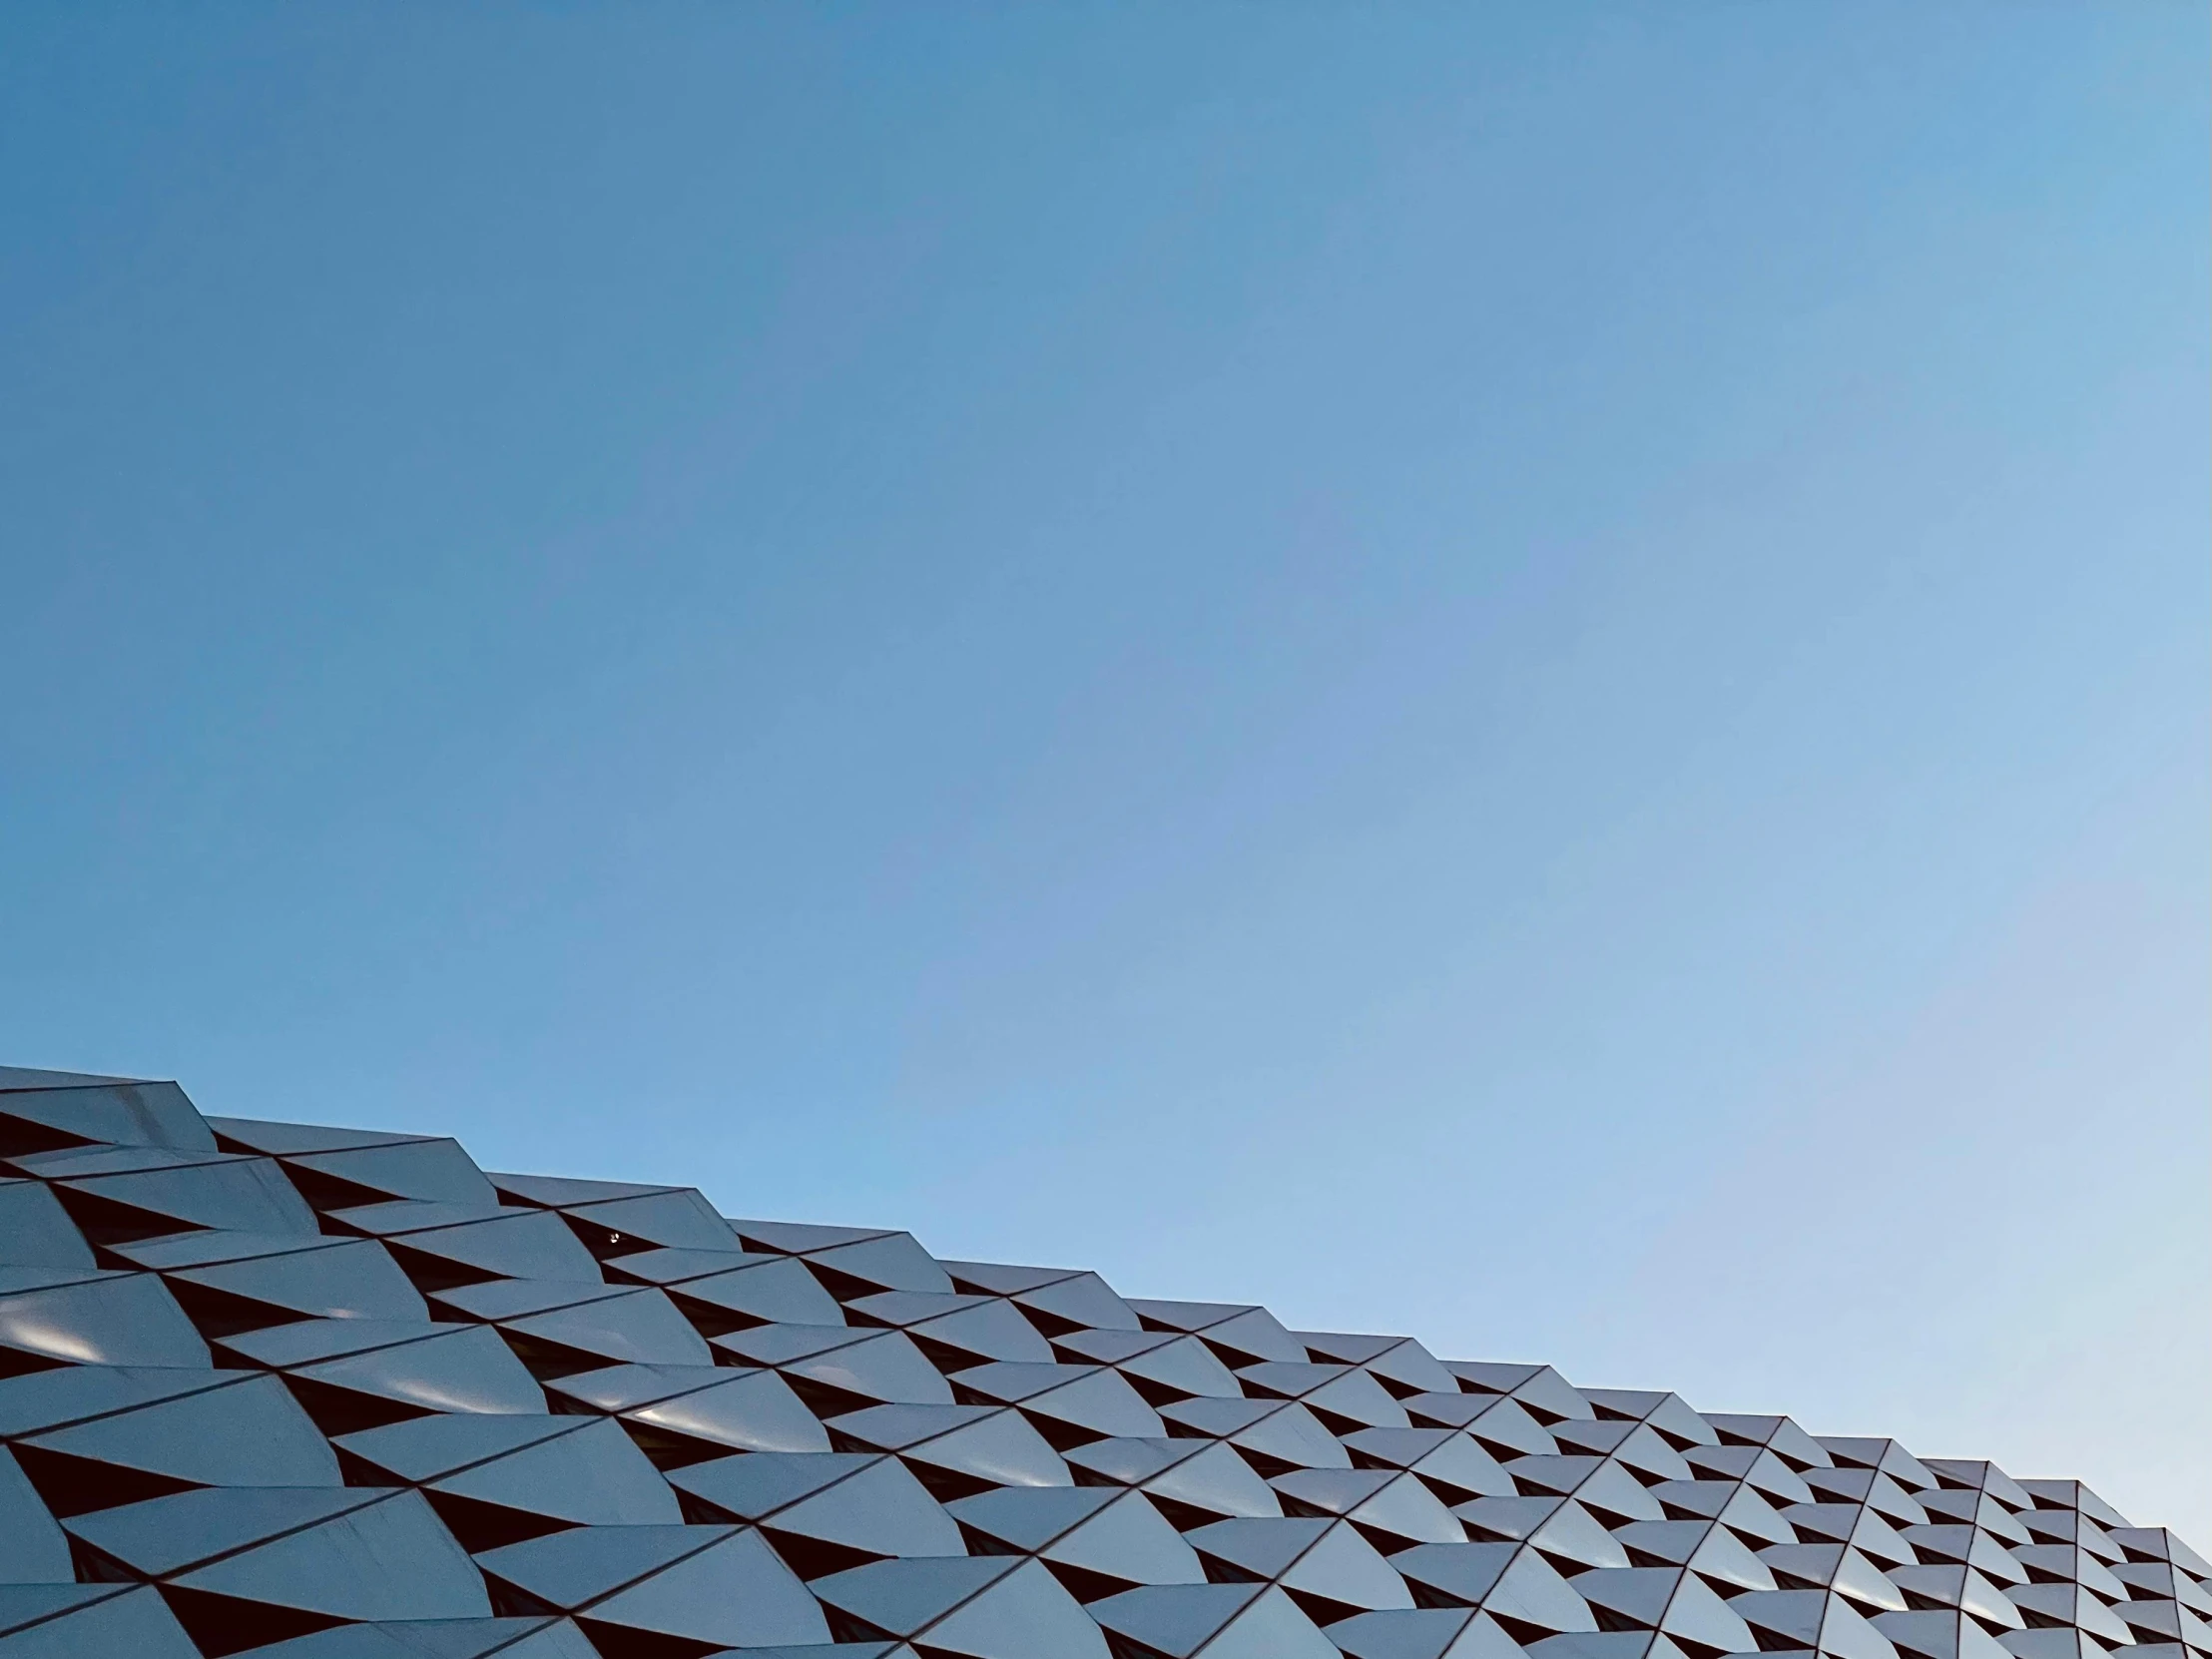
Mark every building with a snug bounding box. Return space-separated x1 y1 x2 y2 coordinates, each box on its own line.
0 1065 2203 1659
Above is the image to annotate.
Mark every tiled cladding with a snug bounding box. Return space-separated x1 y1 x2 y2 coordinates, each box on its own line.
0 1065 2202 1659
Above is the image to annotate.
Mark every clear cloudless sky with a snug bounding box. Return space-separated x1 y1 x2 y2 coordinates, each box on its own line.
2 4 2206 1536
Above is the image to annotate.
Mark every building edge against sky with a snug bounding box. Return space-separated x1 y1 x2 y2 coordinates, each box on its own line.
0 1061 2204 1659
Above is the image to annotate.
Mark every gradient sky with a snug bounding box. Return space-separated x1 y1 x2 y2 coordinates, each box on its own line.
2 5 2205 1537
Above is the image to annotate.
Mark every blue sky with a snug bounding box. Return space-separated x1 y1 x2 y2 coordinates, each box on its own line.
2 5 2205 1535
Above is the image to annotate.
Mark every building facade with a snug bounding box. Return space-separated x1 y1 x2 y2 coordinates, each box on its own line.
0 1066 2203 1659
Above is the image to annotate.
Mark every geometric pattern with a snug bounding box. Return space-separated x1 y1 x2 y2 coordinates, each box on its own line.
1 1065 2204 1659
